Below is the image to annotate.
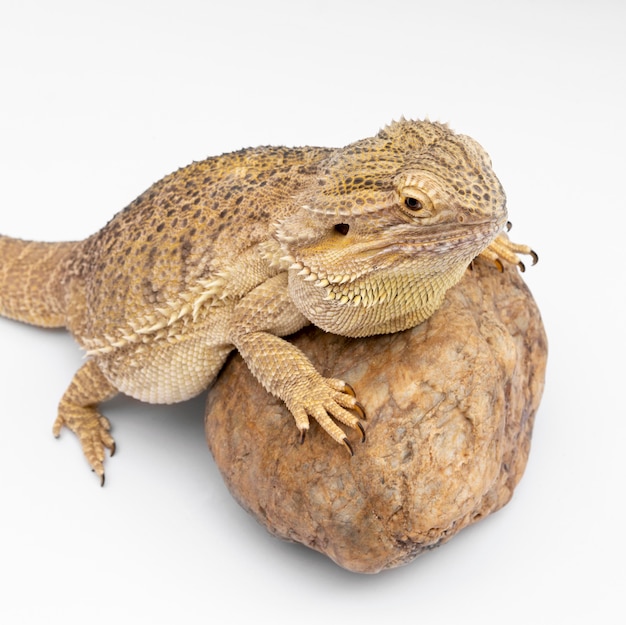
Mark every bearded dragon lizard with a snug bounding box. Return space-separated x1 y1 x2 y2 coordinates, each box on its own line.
0 119 535 484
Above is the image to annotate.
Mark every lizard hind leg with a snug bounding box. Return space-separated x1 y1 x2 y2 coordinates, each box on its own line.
52 359 118 485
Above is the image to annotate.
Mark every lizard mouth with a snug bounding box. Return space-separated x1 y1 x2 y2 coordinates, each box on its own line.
369 219 503 256
288 219 502 288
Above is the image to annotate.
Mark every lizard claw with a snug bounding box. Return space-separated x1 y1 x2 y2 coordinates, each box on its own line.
342 437 354 456
93 470 106 487
343 382 357 397
336 383 366 421
356 421 366 443
352 401 366 421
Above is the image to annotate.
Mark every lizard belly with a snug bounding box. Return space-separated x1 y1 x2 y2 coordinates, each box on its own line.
95 332 232 404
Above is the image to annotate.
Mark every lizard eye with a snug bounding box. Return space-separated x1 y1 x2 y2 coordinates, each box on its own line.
405 197 423 211
400 187 434 217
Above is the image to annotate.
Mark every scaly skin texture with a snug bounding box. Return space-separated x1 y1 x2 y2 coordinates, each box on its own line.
0 119 535 484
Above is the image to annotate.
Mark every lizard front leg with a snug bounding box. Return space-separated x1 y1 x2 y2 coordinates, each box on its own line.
228 273 365 454
52 359 118 485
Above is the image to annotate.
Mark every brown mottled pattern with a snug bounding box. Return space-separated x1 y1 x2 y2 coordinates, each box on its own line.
73 145 333 343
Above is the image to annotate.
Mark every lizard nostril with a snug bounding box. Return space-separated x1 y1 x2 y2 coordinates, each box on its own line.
334 223 350 236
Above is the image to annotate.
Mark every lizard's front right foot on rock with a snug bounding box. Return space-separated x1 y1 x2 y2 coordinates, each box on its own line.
53 407 115 486
287 378 366 455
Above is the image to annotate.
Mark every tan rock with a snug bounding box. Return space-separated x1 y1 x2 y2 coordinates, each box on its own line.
205 260 547 573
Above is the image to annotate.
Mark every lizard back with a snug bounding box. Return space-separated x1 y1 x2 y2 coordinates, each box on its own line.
69 145 333 352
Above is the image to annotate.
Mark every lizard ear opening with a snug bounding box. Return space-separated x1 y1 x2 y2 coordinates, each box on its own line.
334 223 350 236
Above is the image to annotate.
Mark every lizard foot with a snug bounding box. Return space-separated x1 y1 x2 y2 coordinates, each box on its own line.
53 408 115 486
53 360 118 485
288 378 366 455
479 231 538 272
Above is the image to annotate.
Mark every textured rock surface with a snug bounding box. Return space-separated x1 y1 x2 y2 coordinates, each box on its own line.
205 260 547 573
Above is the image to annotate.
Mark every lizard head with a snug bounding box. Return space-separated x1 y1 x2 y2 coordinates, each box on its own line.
276 119 508 337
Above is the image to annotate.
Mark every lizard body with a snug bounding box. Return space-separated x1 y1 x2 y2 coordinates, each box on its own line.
0 119 535 483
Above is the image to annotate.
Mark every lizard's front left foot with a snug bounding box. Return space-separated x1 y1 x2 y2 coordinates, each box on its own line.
287 377 366 455
479 229 538 272
53 408 115 486
53 360 118 485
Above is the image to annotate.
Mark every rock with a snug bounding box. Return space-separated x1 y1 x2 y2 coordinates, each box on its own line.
204 260 547 573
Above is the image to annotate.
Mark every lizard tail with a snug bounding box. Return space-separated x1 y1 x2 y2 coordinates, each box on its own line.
0 235 80 328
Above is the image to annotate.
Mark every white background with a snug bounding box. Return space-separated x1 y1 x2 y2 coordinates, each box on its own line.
1 1 624 623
